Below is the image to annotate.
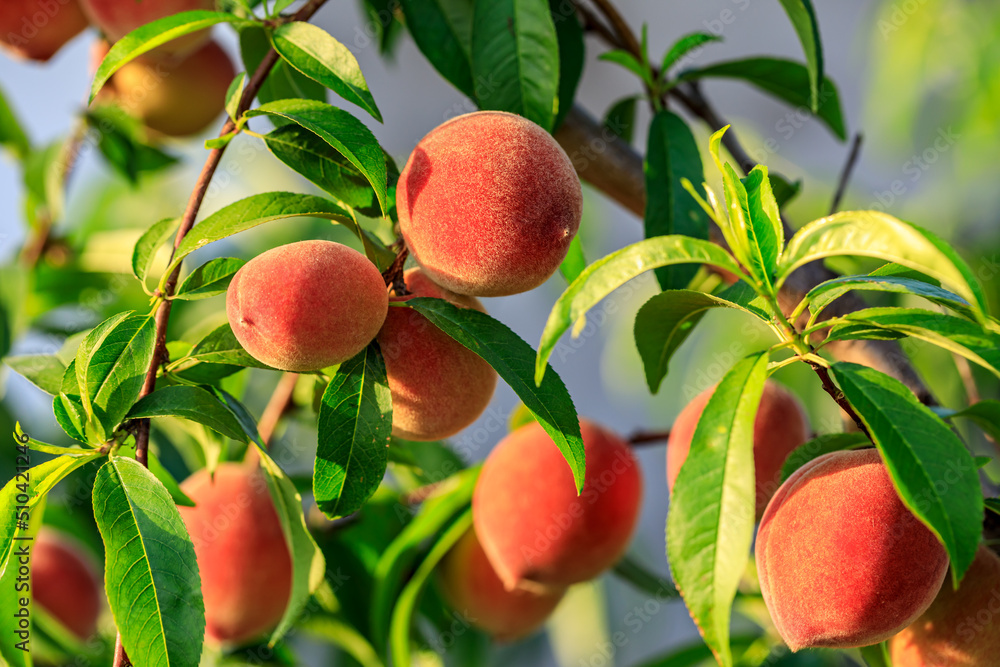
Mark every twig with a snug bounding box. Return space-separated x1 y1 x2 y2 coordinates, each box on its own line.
808 362 870 438
382 244 409 295
258 373 300 446
953 353 981 406
628 429 670 445
588 0 642 59
112 635 132 667
829 133 864 215
573 1 623 49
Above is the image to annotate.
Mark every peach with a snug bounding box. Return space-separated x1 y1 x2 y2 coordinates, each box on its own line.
756 449 949 651
397 111 583 297
227 240 389 372
96 38 235 137
32 528 103 639
0 0 88 62
80 0 214 55
890 544 1000 666
179 463 292 645
376 268 497 441
667 381 809 518
473 419 642 592
438 528 565 641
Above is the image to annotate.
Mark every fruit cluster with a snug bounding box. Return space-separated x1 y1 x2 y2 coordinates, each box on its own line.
2 0 234 137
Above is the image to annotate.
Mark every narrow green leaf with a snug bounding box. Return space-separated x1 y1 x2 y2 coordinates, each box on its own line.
471 0 560 129
611 555 678 598
806 275 972 320
0 83 30 160
85 106 179 184
661 32 721 74
633 635 763 667
947 400 1000 443
779 211 989 316
679 58 844 140
132 217 180 288
127 385 249 442
559 235 587 283
721 163 777 289
4 354 66 395
179 323 273 370
775 0 824 111
779 432 870 482
174 257 245 300
666 351 770 667
770 173 802 208
314 343 393 518
536 236 746 384
239 24 327 108
603 96 638 144
148 451 195 507
92 457 205 667
398 0 475 97
831 362 983 582
644 111 710 290
297 614 384 667
225 72 247 122
551 0 585 130
599 50 649 83
634 283 769 393
246 100 387 215
272 22 383 122
91 11 249 102
859 641 892 667
404 298 585 493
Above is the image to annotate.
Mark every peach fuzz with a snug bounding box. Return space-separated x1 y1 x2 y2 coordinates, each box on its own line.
0 0 88 62
756 448 949 651
377 267 497 441
667 381 809 518
397 111 583 297
890 544 1000 666
80 0 214 55
227 240 389 372
473 419 642 592
179 463 292 645
437 528 565 641
32 528 103 639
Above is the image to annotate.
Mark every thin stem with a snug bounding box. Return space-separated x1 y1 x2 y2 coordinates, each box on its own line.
588 0 642 60
829 133 864 215
627 429 670 445
382 245 409 295
112 635 132 667
258 373 300 446
808 361 870 438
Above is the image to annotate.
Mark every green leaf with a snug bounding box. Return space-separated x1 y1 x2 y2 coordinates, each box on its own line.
398 0 475 98
599 50 650 83
770 173 802 208
831 362 983 582
611 555 678 598
174 257 245 300
559 235 587 283
132 217 180 291
127 385 249 442
661 32 720 74
53 362 87 443
0 83 30 160
719 163 779 289
471 0 560 129
148 451 195 507
644 111 710 290
1 453 101 667
370 466 478 653
859 641 892 667
179 323 273 370
4 354 66 395
92 457 205 667
634 283 769 393
536 236 746 384
779 210 989 315
779 432 870 482
806 275 973 320
603 96 637 144
246 100 387 214
986 498 1000 517
85 106 179 184
271 22 383 122
390 508 472 666
775 0 824 111
947 400 1000 443
90 11 249 102
314 343 393 518
633 635 763 667
225 72 247 121
404 298 585 492
551 0 584 130
666 351 770 667
171 192 359 267
297 614 384 667
239 24 327 108
75 313 156 441
679 58 844 140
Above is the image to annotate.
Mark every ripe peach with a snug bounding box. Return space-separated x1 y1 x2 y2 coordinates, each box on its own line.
756 449 949 651
80 0 214 55
227 240 389 372
96 38 235 137
32 528 103 639
178 463 292 645
397 111 583 297
377 268 497 441
438 528 565 641
667 381 809 518
473 419 642 592
0 0 88 62
890 544 1000 666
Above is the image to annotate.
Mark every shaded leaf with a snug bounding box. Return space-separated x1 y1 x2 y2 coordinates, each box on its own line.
127 385 249 442
398 0 475 97
174 257 245 300
4 354 66 395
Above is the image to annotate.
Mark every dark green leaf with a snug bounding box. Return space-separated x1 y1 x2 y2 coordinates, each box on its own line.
92 457 205 666
603 96 637 144
471 0 560 129
127 385 249 442
271 22 383 122
806 275 972 320
779 433 870 482
775 0 824 111
85 106 179 184
644 111 710 290
661 32 720 74
611 555 678 598
633 634 763 667
404 298 585 492
246 100 388 214
599 50 649 84
536 236 746 384
679 58 844 140
147 451 195 507
0 83 30 160
667 351 770 667
239 25 327 108
858 641 891 667
4 354 66 395
550 0 584 131
986 498 1000 517
315 343 393 518
947 400 1000 443
174 257 245 300
132 217 180 289
831 362 983 582
225 72 247 121
398 0 475 97
770 173 802 208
